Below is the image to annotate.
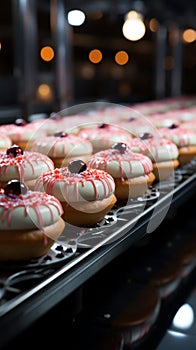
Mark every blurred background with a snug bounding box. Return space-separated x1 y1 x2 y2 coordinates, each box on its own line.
0 0 195 121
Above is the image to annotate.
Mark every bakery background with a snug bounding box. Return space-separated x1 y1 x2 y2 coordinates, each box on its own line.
0 0 195 122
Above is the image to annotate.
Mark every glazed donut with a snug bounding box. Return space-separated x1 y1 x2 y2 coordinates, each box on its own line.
35 160 117 227
0 118 46 150
81 107 125 126
180 119 196 132
162 107 196 123
159 124 196 165
31 117 59 136
129 133 179 181
87 142 155 200
0 132 12 151
78 123 133 153
0 179 65 261
118 117 155 138
30 132 93 168
0 145 54 190
32 113 83 136
148 113 180 129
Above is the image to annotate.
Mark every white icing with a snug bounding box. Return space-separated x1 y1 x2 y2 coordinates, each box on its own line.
88 150 153 179
148 115 180 128
0 133 12 149
0 124 46 142
31 135 93 158
0 191 63 230
90 159 150 178
118 120 155 137
35 168 115 203
79 125 132 151
0 151 54 181
129 138 179 162
181 120 196 131
159 127 196 147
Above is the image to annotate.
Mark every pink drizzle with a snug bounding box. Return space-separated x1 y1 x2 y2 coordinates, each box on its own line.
34 134 92 157
36 167 115 201
160 126 196 147
0 191 63 232
0 151 53 181
129 137 177 160
88 148 153 180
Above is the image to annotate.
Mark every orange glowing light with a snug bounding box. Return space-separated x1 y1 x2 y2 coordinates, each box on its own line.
182 29 196 43
115 51 129 65
149 18 160 32
40 46 54 62
89 49 102 64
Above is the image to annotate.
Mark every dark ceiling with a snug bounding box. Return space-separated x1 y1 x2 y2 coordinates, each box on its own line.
65 0 196 28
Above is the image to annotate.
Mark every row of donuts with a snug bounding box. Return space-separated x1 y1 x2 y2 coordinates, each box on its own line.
0 95 195 262
0 138 157 262
0 94 196 149
0 143 117 261
0 140 150 261
0 95 196 168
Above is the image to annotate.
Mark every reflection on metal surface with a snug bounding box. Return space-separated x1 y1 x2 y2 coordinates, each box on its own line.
168 330 187 338
172 304 194 330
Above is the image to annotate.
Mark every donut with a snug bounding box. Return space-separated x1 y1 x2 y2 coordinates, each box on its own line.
0 145 54 190
149 262 182 299
131 100 172 115
162 107 196 123
78 123 133 153
131 96 191 115
35 160 117 227
180 119 196 132
31 117 59 136
148 113 180 129
129 133 179 181
0 118 46 150
118 117 155 137
83 107 126 125
30 131 93 168
159 124 196 165
32 113 82 136
0 132 12 151
112 285 160 345
61 114 90 134
87 142 155 200
63 113 102 133
96 284 160 348
0 179 65 261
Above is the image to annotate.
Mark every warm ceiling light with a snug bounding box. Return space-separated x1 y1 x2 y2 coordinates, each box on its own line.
122 10 146 41
37 84 53 102
115 51 129 65
80 64 95 79
149 18 160 32
40 46 54 62
89 49 102 64
67 9 86 26
182 28 196 43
